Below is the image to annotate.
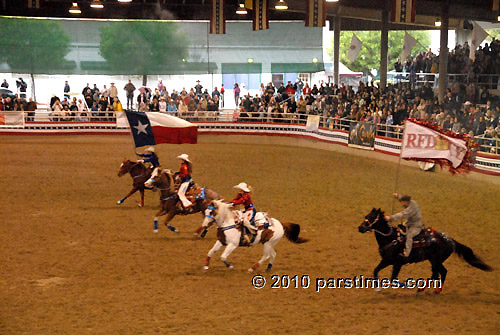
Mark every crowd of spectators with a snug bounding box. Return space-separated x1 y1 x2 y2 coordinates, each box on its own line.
1 74 499 152
124 79 223 117
0 77 38 120
393 39 500 90
235 79 500 153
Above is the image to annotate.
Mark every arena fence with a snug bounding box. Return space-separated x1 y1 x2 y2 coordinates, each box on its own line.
1 110 499 176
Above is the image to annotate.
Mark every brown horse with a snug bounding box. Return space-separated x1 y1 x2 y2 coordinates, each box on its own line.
117 159 153 207
144 167 223 233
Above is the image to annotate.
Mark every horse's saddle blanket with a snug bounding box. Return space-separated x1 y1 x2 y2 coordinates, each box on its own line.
398 227 439 248
175 183 205 202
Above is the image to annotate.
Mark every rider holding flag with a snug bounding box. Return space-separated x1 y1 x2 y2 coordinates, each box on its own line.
231 182 256 244
384 193 423 261
136 146 160 168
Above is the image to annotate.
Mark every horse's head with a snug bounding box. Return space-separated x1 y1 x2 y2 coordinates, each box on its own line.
202 200 232 228
117 159 132 177
358 208 385 233
202 203 218 228
145 167 165 188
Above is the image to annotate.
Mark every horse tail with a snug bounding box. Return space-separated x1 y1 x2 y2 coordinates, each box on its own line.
453 240 493 272
282 222 309 244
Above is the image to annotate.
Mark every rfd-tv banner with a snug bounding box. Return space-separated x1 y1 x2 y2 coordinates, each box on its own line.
401 119 467 168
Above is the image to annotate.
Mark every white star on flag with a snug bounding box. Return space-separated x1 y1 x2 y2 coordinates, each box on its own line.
133 120 149 135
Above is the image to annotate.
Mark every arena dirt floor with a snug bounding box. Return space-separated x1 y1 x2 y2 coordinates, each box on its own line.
1 134 499 335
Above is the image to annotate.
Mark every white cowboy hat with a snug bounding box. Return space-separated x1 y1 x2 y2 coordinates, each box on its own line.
145 146 155 153
177 153 191 163
234 182 250 193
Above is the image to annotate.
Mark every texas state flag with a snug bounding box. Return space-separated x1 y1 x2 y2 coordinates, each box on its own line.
124 111 197 147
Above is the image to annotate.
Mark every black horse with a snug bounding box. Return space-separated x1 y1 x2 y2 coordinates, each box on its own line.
358 208 492 293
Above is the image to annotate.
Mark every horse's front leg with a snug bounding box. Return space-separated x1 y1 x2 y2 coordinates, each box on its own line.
117 186 138 205
391 263 404 287
153 207 167 233
204 240 224 270
163 211 179 233
373 259 391 291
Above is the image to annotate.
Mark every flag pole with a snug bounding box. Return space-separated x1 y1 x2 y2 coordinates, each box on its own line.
391 120 407 213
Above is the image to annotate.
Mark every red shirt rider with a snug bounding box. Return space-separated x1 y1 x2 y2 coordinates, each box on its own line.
178 162 191 182
231 192 254 211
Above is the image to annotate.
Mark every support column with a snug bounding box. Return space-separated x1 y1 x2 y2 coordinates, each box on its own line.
380 8 389 89
333 15 341 86
438 0 449 103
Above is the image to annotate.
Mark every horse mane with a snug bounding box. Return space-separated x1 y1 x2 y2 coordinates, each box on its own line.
205 188 223 200
162 169 175 194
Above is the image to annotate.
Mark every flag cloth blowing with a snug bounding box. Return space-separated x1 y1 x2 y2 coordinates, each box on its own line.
401 119 472 172
469 22 488 61
125 111 197 147
348 34 362 62
401 32 418 61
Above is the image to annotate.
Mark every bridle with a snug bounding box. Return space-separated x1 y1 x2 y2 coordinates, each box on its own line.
363 213 393 237
148 174 173 194
204 205 219 226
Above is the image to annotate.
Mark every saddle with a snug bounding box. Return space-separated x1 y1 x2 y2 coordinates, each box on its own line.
238 226 274 247
397 226 439 248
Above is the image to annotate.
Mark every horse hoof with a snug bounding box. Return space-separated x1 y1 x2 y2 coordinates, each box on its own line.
228 265 234 270
137 204 143 208
167 225 179 233
374 287 382 292
417 288 425 293
116 201 122 205
434 288 442 294
153 229 159 234
203 266 209 270
248 268 254 273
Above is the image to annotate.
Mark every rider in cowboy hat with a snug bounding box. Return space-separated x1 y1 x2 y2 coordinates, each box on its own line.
136 146 160 168
176 154 193 209
384 193 423 261
231 182 256 244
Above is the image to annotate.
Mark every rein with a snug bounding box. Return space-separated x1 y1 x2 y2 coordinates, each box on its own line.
372 225 393 237
364 214 394 237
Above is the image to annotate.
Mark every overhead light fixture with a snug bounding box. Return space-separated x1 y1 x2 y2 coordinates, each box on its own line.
247 58 254 63
275 0 288 10
498 15 500 22
312 57 318 63
326 0 339 2
236 2 247 15
118 0 133 2
90 0 104 9
69 2 81 14
435 18 441 27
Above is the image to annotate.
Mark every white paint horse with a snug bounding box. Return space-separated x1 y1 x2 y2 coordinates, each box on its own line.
202 200 308 272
